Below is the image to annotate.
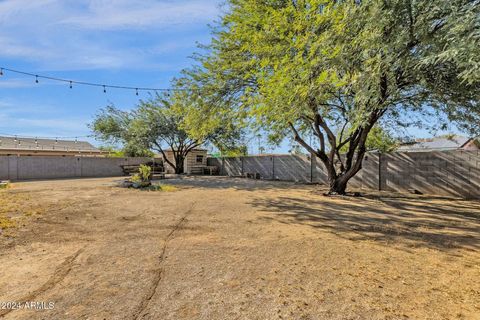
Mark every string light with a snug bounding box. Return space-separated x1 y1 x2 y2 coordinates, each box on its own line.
103 85 106 93
0 130 127 140
0 66 186 94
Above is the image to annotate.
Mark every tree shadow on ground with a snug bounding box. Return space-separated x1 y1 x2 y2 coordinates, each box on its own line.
250 192 480 252
156 175 305 191
154 176 480 252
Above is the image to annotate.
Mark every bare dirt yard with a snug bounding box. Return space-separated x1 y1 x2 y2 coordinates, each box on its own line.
0 176 479 320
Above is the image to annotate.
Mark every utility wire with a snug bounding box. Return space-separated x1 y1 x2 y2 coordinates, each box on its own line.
0 67 184 93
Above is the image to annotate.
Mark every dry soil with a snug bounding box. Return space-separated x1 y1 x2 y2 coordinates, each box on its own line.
0 176 479 320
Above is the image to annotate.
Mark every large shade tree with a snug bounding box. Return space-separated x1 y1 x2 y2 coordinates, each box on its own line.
91 93 244 173
184 0 480 194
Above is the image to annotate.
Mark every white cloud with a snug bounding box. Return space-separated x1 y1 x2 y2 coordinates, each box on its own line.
0 0 219 70
59 0 220 30
0 78 36 89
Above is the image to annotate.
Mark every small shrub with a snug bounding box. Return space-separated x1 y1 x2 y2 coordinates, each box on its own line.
0 181 10 189
138 165 152 182
128 165 152 189
159 184 178 192
140 184 178 192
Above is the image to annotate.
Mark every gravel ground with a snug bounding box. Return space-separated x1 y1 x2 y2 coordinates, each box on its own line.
0 176 479 320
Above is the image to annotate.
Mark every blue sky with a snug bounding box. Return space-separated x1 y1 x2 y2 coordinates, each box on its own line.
0 0 231 147
0 0 463 155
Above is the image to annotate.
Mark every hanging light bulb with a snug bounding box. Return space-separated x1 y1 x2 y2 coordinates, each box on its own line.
69 81 73 89
35 137 38 144
103 85 106 93
55 137 58 144
136 88 139 96
14 135 17 142
0 68 3 76
35 75 39 83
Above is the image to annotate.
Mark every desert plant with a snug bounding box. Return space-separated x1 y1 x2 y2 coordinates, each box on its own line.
129 165 152 188
138 164 152 182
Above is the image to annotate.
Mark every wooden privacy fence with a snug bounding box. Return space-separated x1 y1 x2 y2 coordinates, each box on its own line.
208 150 480 199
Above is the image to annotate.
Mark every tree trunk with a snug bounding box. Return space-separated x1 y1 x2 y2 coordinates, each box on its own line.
174 166 184 174
174 155 185 174
328 177 348 195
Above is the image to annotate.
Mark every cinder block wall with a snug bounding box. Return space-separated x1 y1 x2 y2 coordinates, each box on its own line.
208 155 316 182
0 156 152 181
208 150 480 199
381 150 480 198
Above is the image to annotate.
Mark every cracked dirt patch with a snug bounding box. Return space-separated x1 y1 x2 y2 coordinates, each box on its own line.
0 177 479 320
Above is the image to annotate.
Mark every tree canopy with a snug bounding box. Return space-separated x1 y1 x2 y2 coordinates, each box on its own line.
91 93 245 173
182 0 480 194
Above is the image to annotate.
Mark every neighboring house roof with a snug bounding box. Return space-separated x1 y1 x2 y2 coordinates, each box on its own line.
164 148 207 152
398 135 476 152
0 136 102 153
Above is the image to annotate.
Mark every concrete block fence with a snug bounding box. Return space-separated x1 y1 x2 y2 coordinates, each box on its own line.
208 150 480 199
0 156 151 181
1 151 479 198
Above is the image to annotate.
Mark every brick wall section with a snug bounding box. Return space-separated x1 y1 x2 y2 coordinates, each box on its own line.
208 150 480 199
0 156 152 181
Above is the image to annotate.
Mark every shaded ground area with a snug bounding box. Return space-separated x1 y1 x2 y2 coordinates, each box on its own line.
0 176 479 320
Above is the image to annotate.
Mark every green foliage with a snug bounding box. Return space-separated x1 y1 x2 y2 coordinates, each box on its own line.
123 144 154 158
138 164 152 182
98 146 125 158
130 165 152 188
184 0 480 193
91 93 245 173
365 126 398 153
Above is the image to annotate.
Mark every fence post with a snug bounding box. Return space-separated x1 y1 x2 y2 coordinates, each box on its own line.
378 153 382 191
310 153 314 183
272 156 275 180
241 157 244 176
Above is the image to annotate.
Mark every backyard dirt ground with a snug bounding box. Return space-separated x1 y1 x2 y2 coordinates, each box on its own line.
0 176 479 320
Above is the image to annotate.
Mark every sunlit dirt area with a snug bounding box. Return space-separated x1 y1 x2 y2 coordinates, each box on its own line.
0 176 479 320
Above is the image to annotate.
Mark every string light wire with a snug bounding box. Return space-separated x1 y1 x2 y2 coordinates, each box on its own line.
0 67 185 93
0 67 192 141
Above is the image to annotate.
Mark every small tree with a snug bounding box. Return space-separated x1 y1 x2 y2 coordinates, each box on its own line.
91 93 244 173
186 0 480 194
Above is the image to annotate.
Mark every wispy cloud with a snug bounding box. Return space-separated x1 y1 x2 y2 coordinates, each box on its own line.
0 0 219 70
59 0 220 30
0 78 36 89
